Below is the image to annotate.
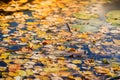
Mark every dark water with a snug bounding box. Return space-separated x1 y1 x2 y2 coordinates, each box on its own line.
103 0 120 11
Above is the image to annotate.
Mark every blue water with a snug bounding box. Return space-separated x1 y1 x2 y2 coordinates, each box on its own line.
9 22 18 27
23 11 33 16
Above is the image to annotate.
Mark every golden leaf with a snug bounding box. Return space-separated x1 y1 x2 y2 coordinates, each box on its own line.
8 72 19 77
17 70 27 76
72 60 82 64
57 45 66 50
94 66 110 74
57 71 71 77
20 37 28 42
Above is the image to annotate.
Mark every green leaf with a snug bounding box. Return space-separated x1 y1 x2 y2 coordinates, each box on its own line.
73 12 98 20
71 25 98 32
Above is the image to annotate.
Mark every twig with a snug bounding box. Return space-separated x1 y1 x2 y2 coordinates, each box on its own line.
66 23 72 33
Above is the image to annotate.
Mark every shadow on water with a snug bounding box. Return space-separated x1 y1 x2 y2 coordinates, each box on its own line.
88 0 120 20
103 0 120 12
102 0 120 19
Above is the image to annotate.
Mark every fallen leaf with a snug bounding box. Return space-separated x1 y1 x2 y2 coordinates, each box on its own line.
72 60 82 64
8 64 21 72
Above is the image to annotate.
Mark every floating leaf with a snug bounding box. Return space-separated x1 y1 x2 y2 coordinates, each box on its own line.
0 23 9 27
28 42 41 49
94 66 110 74
26 69 34 76
74 77 82 80
8 72 19 77
43 68 60 72
72 60 82 64
105 72 116 77
106 10 120 25
71 25 98 32
57 45 66 50
77 33 88 39
102 58 109 64
113 39 120 46
17 70 27 76
57 71 71 77
20 37 28 42
43 67 68 73
8 64 21 72
39 76 50 80
73 12 98 20
0 67 6 71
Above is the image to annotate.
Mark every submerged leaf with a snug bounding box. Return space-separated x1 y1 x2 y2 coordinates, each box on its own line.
73 12 98 20
71 25 98 32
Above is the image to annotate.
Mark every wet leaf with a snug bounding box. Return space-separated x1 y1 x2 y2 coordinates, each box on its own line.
39 76 50 80
113 39 120 46
57 71 71 77
72 60 82 64
8 64 21 72
102 58 109 64
26 69 34 76
57 45 66 50
106 10 120 25
8 72 19 77
20 37 28 42
43 67 60 72
94 66 110 74
17 70 27 76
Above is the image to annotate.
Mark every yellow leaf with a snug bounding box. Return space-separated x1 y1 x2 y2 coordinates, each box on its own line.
18 0 28 3
82 71 92 75
57 71 71 77
27 26 33 31
39 76 50 80
72 60 82 64
4 59 11 63
8 72 19 76
0 67 6 71
5 77 13 80
17 70 27 76
43 68 60 72
39 58 48 61
2 72 8 77
94 66 110 74
0 54 8 59
28 42 41 49
43 67 68 73
0 23 9 27
77 33 88 39
105 72 116 77
26 69 34 76
57 45 66 50
113 39 120 46
68 76 74 79
28 42 34 48
20 37 28 42
60 68 68 71
75 77 82 80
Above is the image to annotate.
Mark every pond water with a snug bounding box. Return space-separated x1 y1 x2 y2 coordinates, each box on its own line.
0 0 120 79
